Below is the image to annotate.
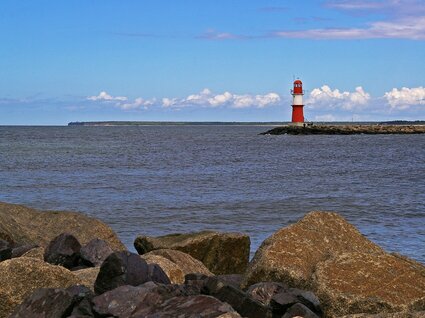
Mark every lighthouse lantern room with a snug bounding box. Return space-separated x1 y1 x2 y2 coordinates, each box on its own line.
291 79 304 125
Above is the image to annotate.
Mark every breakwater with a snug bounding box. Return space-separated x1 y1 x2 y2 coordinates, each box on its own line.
261 124 425 135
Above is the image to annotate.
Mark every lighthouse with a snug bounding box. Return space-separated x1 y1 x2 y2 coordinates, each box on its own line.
291 79 304 125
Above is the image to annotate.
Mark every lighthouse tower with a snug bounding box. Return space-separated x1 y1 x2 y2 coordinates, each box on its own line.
291 79 304 125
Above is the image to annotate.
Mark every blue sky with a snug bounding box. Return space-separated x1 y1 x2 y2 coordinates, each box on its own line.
1 0 424 124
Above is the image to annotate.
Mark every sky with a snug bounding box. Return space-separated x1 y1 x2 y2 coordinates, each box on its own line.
1 0 424 124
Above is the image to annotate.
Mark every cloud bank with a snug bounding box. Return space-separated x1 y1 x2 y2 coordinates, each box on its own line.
88 89 281 110
384 87 425 109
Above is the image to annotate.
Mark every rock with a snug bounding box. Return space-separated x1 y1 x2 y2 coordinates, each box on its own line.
79 238 113 267
246 281 287 305
142 254 185 284
44 233 81 269
0 246 12 261
92 284 159 318
147 263 171 284
11 244 38 258
92 282 199 317
0 257 82 318
21 246 45 260
313 252 425 317
73 267 100 291
242 211 384 289
131 294 241 317
203 276 272 318
10 285 93 318
184 273 210 293
0 201 126 251
282 303 320 318
144 249 213 278
134 231 250 274
341 312 425 318
216 274 243 289
94 251 149 294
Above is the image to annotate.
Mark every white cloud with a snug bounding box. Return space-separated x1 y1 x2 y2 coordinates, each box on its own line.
307 85 370 110
161 88 281 109
87 91 128 102
384 87 425 109
118 97 156 110
271 16 425 40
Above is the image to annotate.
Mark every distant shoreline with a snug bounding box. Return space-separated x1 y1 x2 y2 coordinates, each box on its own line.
67 120 425 127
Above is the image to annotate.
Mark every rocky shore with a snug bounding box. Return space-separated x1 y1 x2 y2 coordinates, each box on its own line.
1 201 424 317
261 124 425 135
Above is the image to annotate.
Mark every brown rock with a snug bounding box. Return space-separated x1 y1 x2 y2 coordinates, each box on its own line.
144 249 213 277
313 252 425 317
21 246 45 260
0 201 125 251
134 231 250 274
242 211 384 289
0 257 82 318
142 254 185 284
132 294 241 317
342 312 425 318
73 267 100 291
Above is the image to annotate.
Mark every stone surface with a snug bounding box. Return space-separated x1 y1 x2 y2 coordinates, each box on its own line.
0 257 81 318
313 252 425 317
10 285 92 318
80 238 113 267
282 303 320 318
246 281 288 305
44 233 82 269
342 312 425 318
131 294 241 317
73 267 100 291
92 282 199 317
11 244 38 258
216 274 243 289
242 211 384 289
144 249 213 277
21 246 45 260
147 263 171 285
142 253 185 284
203 276 272 318
0 201 126 251
134 230 250 274
0 246 12 261
94 251 149 294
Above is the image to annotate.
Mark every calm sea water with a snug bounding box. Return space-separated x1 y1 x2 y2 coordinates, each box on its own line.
0 126 424 263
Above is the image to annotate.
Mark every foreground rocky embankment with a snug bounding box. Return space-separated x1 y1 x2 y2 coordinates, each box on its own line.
261 125 425 135
0 201 424 318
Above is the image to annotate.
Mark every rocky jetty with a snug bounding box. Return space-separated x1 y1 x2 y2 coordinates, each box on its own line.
1 202 424 317
134 231 250 274
261 124 425 135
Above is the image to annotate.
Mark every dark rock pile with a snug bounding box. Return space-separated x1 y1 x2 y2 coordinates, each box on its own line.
1 201 424 317
261 124 425 135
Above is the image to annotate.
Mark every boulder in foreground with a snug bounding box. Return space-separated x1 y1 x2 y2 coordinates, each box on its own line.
0 201 125 251
314 252 425 317
242 211 384 289
0 257 81 318
143 249 213 278
134 230 250 274
242 211 425 317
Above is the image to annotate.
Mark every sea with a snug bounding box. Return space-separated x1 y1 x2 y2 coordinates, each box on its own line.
0 125 424 263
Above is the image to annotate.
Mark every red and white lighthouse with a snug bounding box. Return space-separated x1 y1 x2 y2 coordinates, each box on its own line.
291 79 304 125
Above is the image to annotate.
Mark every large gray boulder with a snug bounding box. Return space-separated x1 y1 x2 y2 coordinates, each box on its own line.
135 230 250 274
0 257 82 318
0 201 125 251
